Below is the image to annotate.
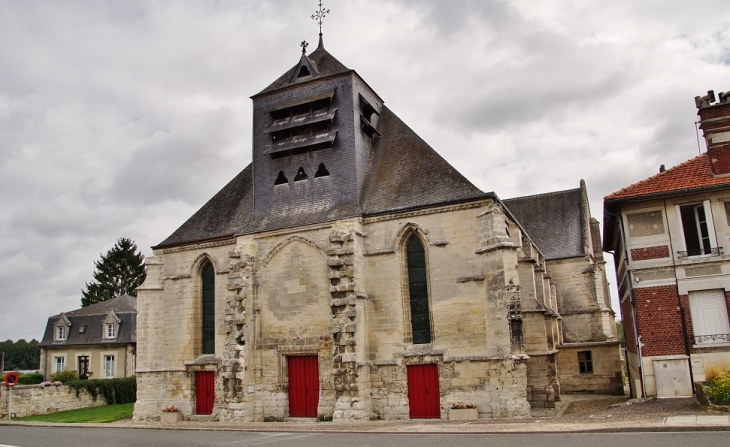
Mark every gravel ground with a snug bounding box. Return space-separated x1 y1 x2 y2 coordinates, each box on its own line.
553 395 721 423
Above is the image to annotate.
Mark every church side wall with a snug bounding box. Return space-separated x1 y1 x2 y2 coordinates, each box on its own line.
134 240 235 421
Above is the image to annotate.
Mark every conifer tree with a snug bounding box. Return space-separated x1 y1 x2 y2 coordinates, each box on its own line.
81 238 146 307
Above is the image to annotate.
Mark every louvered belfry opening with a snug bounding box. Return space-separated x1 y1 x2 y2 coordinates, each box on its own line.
406 235 431 344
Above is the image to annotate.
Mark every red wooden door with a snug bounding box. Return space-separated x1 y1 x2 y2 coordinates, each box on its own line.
288 356 319 417
195 371 214 415
407 364 440 418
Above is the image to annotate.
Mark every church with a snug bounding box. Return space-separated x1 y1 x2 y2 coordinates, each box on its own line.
133 33 621 422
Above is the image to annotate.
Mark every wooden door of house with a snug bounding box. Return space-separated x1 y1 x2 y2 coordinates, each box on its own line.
288 356 319 417
195 371 215 415
407 364 440 418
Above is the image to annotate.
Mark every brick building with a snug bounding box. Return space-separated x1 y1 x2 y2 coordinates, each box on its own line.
603 89 730 398
133 37 621 422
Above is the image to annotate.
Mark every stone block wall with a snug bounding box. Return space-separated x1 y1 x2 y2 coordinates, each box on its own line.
556 343 624 394
369 356 530 420
0 384 104 419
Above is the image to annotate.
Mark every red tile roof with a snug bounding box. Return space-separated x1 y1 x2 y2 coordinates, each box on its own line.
604 153 730 201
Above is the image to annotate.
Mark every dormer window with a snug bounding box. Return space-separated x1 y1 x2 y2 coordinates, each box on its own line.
54 313 71 342
298 65 311 78
79 325 86 334
102 310 121 340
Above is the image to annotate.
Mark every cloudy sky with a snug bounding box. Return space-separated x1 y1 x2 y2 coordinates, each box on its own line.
1 0 729 342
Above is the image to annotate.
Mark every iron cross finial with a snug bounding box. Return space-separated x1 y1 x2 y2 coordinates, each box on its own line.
311 0 330 36
301 40 309 54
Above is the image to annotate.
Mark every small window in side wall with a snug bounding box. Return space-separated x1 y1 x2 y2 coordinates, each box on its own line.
314 163 329 178
578 351 593 373
725 201 730 226
275 171 288 185
294 167 308 181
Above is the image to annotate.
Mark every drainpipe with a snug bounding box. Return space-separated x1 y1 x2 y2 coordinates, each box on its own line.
664 198 695 392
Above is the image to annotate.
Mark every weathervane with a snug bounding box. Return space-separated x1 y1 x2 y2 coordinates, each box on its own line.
301 40 309 54
311 0 330 36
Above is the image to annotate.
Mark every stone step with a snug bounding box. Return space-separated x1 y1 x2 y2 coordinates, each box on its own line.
188 415 213 422
285 417 317 423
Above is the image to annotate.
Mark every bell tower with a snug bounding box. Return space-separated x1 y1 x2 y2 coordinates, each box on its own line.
249 36 383 232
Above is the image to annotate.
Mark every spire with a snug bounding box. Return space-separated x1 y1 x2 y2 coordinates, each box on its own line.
318 33 324 50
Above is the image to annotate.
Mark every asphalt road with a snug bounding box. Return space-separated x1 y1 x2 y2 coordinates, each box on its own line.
0 427 727 447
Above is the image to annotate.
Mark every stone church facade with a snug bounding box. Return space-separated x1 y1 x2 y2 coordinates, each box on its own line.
133 38 621 422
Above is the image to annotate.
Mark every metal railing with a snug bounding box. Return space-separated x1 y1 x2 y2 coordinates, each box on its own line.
694 333 730 344
677 247 722 258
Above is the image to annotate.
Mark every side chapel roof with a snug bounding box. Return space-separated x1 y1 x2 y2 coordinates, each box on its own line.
503 186 587 260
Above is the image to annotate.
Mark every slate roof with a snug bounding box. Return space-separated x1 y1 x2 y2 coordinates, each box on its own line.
156 164 253 248
39 295 136 347
255 38 352 97
503 187 586 260
361 106 488 215
604 153 730 201
155 43 490 248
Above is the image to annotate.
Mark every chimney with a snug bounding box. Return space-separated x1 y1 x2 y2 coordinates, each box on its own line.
697 89 730 175
659 165 665 173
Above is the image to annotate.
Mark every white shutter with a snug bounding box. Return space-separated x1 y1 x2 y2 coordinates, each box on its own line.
689 289 730 342
703 200 718 249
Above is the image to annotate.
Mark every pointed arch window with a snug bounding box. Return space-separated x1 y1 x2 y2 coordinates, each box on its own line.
406 235 431 344
202 263 215 355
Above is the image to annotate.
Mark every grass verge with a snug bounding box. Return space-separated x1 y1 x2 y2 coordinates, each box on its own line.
13 403 134 423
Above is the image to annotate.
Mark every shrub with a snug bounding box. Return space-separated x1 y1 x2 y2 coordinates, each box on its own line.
706 372 730 405
66 376 136 405
17 372 44 385
50 370 79 383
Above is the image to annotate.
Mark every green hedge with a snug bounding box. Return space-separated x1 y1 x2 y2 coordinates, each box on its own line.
66 376 136 405
18 372 44 385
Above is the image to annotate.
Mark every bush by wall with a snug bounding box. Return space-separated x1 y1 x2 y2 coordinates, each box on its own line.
706 373 730 405
66 376 136 405
50 370 79 383
17 372 44 385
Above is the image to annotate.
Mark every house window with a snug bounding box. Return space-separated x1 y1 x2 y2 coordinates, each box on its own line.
578 351 593 373
55 326 67 341
679 201 717 257
54 356 65 373
103 355 115 378
105 323 116 339
689 289 730 344
202 262 215 355
406 235 431 344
